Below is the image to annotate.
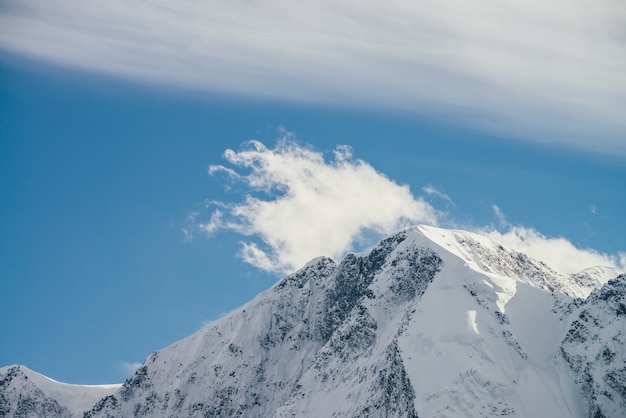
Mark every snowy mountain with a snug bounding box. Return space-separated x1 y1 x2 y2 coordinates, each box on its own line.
2 225 624 417
561 276 626 417
0 365 120 417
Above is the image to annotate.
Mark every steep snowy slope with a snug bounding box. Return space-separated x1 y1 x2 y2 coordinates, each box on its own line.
82 225 623 417
561 275 626 418
397 226 586 417
0 365 120 417
2 225 623 417
417 225 607 298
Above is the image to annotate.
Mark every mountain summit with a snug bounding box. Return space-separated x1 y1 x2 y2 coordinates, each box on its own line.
2 225 624 417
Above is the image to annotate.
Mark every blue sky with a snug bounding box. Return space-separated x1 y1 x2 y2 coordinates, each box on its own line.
1 1 625 384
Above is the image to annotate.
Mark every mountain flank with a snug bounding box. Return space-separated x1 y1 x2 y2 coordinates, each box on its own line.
2 225 624 417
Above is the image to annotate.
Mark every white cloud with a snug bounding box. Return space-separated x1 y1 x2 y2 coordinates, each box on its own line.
1 1 624 153
197 138 438 273
485 226 625 274
422 185 454 205
491 204 508 229
482 205 625 274
197 209 224 236
193 138 625 276
121 361 142 377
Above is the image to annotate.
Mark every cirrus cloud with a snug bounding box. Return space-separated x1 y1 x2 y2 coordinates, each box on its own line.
194 138 438 273
0 0 624 153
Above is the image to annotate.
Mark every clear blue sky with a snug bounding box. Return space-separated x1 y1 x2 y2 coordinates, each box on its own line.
1 2 625 384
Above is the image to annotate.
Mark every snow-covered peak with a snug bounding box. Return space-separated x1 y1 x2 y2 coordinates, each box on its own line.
0 365 120 417
560 275 626 417
13 365 121 390
570 265 622 291
415 224 556 277
414 224 607 298
2 225 624 417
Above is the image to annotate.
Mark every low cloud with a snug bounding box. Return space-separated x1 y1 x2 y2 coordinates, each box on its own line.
121 361 142 377
192 138 625 275
195 138 438 273
492 204 508 229
1 1 624 153
481 206 625 274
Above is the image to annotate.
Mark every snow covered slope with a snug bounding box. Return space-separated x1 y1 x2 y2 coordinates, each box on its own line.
0 365 120 417
561 275 626 418
2 225 624 417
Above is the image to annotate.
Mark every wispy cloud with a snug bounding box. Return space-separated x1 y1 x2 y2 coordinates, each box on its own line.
482 206 625 274
1 1 624 153
193 136 438 273
492 204 508 229
422 185 454 205
120 361 142 377
486 226 625 274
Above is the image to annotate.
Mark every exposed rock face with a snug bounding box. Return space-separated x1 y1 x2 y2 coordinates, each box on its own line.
0 366 70 418
0 365 119 418
2 225 624 417
84 230 436 417
561 275 626 418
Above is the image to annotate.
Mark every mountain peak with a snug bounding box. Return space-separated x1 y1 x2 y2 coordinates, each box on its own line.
0 365 120 417
2 226 624 417
413 224 609 299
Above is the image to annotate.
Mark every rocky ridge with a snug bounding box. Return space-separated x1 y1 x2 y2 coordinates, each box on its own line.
1 225 624 417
